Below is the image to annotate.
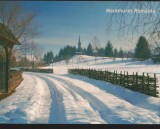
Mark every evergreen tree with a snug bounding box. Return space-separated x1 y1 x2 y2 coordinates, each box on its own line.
43 54 47 64
83 48 87 55
43 51 54 64
119 48 124 60
58 45 76 61
97 48 105 57
135 36 151 60
87 43 93 56
113 48 118 58
105 41 113 57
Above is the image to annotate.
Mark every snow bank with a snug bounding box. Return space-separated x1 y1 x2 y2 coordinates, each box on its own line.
0 73 51 123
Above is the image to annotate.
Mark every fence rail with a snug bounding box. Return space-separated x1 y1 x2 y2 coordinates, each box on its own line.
22 68 53 73
68 69 159 97
9 71 23 92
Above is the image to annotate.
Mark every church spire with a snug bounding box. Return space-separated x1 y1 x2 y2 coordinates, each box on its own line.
76 35 83 55
79 35 80 43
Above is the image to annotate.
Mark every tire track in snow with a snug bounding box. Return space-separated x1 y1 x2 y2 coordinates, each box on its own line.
32 73 106 124
29 73 66 124
45 74 133 124
0 73 51 124
24 74 51 123
66 74 160 114
46 74 159 124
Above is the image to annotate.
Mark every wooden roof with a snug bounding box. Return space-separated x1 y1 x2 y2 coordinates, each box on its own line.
0 23 20 46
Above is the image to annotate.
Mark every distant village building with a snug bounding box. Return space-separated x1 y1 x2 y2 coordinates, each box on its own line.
75 36 83 55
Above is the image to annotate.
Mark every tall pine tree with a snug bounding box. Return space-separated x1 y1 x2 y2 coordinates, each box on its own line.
87 43 93 56
43 51 54 64
135 36 151 60
105 41 113 57
113 48 118 58
119 48 124 60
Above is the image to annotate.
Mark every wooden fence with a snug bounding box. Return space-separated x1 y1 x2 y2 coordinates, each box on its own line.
9 71 23 92
22 68 53 73
68 69 159 97
0 71 23 100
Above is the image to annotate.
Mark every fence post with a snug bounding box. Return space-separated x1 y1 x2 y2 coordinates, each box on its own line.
132 72 135 90
77 68 79 75
120 71 122 85
136 72 138 90
147 73 149 95
142 72 144 93
107 70 109 81
94 69 96 80
104 70 106 81
109 70 111 83
123 71 126 87
127 71 129 88
88 68 91 78
154 73 157 97
113 70 115 84
101 69 103 80
116 71 117 84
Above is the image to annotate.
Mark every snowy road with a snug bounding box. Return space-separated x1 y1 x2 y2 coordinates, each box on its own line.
0 72 159 124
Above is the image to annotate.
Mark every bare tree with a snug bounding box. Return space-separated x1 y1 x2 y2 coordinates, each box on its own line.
29 41 44 69
34 44 44 61
0 1 38 56
92 36 101 52
92 36 101 63
106 1 160 53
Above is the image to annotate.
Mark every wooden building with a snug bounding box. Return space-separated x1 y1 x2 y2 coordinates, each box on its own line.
0 23 20 93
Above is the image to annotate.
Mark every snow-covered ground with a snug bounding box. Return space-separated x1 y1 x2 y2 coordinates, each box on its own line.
41 55 160 95
0 55 159 124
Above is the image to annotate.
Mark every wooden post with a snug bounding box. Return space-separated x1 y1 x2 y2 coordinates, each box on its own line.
101 69 103 80
95 69 96 79
88 68 90 78
123 71 125 87
4 47 9 93
116 71 117 84
142 73 144 93
127 71 129 88
113 70 115 84
107 70 108 81
136 72 138 90
120 71 122 85
133 72 135 90
154 73 157 97
104 70 106 81
147 73 149 95
77 68 79 75
92 69 94 78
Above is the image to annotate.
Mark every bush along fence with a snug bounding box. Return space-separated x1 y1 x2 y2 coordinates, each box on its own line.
21 68 53 73
68 69 159 97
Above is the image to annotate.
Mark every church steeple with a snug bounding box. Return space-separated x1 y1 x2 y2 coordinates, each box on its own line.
79 35 80 43
76 35 83 55
78 35 81 47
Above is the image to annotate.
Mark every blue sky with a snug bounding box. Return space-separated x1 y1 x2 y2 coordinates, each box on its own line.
21 1 150 55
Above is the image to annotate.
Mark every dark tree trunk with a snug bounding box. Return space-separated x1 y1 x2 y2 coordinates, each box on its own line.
4 47 9 93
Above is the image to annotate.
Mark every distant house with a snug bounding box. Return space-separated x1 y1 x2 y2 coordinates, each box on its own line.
75 36 83 55
152 54 160 63
152 47 160 63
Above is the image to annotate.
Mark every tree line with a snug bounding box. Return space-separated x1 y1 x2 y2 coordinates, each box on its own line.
43 35 152 65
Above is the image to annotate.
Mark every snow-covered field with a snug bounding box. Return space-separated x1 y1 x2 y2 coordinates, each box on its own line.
0 55 159 124
41 55 160 95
